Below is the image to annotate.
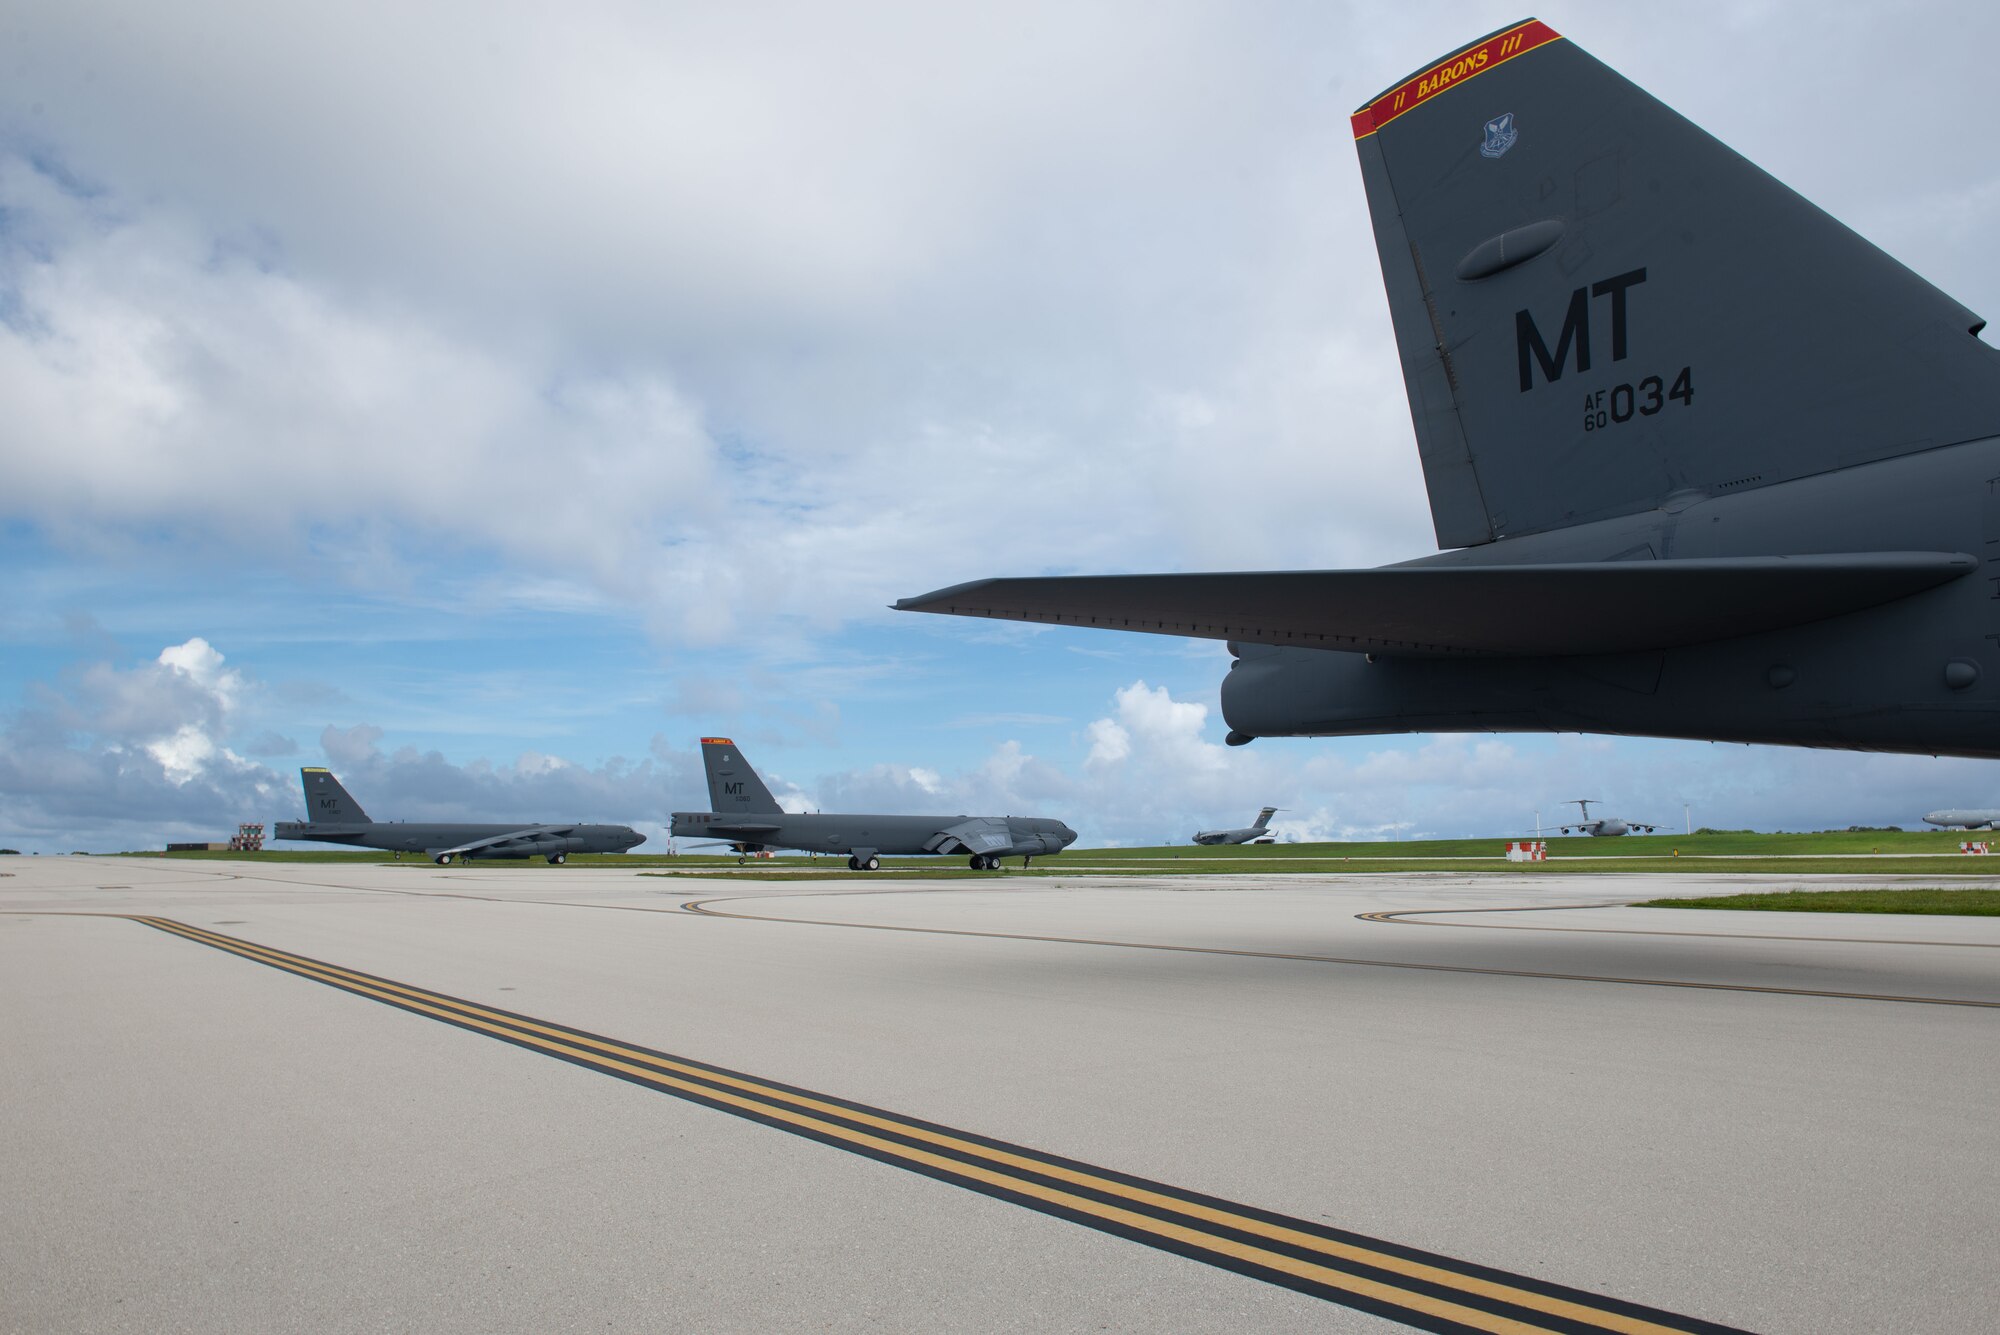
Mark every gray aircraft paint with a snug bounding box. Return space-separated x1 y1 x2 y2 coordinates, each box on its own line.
1556 799 1654 837
273 767 645 864
671 738 1075 870
1193 807 1280 845
897 19 2000 760
1924 809 2000 830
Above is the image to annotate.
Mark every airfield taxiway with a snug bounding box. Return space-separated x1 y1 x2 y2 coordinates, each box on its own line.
4 857 1996 1333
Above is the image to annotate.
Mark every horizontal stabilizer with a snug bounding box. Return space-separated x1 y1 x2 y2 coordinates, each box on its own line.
896 553 1974 657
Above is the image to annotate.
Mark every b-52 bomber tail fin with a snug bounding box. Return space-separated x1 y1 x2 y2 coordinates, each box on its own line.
700 738 784 816
1352 18 2000 548
897 21 2000 760
299 767 370 825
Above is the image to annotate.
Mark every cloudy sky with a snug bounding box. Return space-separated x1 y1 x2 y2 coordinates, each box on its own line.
5 1 1999 853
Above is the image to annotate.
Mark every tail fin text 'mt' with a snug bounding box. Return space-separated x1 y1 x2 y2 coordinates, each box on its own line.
897 20 2000 759
301 767 370 824
1350 18 2000 547
701 738 784 817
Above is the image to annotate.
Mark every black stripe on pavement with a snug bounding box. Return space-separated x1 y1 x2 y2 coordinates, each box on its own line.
129 914 1753 1335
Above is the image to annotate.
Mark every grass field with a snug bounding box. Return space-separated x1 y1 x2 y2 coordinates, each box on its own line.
1637 888 2000 915
115 829 2000 881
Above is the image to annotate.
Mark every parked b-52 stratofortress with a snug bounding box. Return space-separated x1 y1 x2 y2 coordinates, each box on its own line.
670 738 1076 870
273 767 645 864
898 19 2000 760
1192 807 1281 845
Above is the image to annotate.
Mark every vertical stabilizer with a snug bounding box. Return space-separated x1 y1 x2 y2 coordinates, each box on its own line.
1352 19 2000 546
700 738 784 816
300 767 370 824
1253 807 1278 829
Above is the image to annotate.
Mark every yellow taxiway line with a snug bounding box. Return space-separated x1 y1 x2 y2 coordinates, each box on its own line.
126 914 1748 1334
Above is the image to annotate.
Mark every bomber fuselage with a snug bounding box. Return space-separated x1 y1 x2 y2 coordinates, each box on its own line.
1221 439 2000 757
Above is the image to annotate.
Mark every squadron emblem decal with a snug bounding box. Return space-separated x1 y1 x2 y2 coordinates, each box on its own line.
1480 112 1519 158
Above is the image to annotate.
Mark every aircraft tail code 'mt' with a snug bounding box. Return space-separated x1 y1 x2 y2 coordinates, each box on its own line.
897 18 2000 761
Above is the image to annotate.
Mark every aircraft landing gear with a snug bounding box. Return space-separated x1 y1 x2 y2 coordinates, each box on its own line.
547 851 567 865
434 853 454 866
847 856 859 870
969 854 1002 871
848 855 880 871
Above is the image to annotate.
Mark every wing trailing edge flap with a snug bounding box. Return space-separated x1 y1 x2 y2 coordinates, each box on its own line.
895 554 1975 658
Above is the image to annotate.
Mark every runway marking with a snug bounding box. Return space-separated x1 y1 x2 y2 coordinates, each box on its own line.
678 898 2000 1009
1356 905 2000 948
123 914 1744 1335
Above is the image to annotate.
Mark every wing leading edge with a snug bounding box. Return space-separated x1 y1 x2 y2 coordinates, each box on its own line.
895 553 1973 658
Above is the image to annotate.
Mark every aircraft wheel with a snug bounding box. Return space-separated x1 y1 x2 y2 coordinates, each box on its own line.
847 856 860 871
548 852 567 865
863 856 881 871
968 854 985 871
435 853 453 866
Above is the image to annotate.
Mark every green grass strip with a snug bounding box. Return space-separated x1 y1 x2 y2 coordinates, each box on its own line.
1637 888 2000 916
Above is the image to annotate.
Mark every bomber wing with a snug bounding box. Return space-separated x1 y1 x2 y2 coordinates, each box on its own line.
430 825 574 858
896 554 1974 658
927 818 1018 855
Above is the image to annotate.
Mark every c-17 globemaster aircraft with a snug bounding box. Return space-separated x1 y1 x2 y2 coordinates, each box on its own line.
898 19 2000 761
1557 800 1655 837
273 767 645 864
670 738 1076 870
1193 807 1281 845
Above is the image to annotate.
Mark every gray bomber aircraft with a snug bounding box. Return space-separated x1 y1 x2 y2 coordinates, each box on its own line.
670 737 1076 870
1557 800 1655 837
273 766 645 864
897 19 2000 760
1193 807 1282 845
1924 808 2000 831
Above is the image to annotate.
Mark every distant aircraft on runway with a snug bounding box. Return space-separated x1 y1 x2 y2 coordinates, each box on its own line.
1193 807 1282 845
1558 800 1656 837
1924 808 2000 830
273 767 645 865
897 19 2000 761
670 738 1076 870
